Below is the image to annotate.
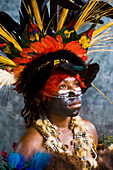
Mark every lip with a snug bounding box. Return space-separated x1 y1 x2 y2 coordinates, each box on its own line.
68 100 81 109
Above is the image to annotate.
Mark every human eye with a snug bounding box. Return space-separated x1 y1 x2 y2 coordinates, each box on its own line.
74 81 80 87
59 84 67 89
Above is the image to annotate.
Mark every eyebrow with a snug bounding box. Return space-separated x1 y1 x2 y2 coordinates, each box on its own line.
62 80 67 83
61 79 79 83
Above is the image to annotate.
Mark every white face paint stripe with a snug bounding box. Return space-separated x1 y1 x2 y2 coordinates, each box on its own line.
58 89 82 96
43 93 82 99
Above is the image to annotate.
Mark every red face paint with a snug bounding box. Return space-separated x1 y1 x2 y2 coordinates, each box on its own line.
40 67 86 101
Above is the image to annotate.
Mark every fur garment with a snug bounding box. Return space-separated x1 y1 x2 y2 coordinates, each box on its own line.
44 145 113 170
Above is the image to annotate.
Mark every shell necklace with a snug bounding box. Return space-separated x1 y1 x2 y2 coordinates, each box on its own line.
34 115 97 169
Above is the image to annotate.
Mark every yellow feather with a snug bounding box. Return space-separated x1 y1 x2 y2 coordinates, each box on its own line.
74 0 113 32
99 70 105 80
0 35 8 42
90 30 109 44
30 0 43 31
28 5 33 20
0 25 22 51
74 0 99 32
91 83 113 104
87 49 113 54
56 9 69 33
44 7 62 35
92 21 113 37
22 0 29 14
0 55 17 67
56 0 72 32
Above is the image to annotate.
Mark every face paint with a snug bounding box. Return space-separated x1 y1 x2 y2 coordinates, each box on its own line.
44 76 83 117
46 81 82 117
40 68 86 100
58 89 82 99
44 89 82 99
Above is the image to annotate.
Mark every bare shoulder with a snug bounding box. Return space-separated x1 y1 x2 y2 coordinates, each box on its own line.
83 119 98 146
15 126 44 160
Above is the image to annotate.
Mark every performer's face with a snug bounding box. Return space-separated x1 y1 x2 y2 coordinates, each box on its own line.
47 77 82 117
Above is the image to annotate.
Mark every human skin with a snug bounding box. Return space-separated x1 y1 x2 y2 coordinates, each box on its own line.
47 77 82 117
15 77 98 160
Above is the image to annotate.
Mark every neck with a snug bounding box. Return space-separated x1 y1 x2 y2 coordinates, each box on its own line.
48 111 71 129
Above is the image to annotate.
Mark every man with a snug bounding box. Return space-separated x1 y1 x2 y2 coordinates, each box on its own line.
15 66 98 160
0 0 113 169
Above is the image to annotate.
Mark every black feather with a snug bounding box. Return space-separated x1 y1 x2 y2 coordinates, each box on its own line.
73 0 85 7
17 50 99 98
0 12 21 41
82 63 99 93
56 0 80 10
19 0 30 35
98 1 113 19
16 50 99 122
17 50 85 95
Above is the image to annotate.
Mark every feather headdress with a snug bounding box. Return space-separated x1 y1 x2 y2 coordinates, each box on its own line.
0 0 113 103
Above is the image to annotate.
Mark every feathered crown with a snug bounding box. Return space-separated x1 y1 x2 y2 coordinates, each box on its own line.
0 0 113 102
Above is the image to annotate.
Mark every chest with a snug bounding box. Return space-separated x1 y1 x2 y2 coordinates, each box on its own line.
35 116 96 158
58 130 74 153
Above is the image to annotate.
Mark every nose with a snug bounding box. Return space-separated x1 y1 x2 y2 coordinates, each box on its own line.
68 91 76 97
68 84 79 95
68 84 76 91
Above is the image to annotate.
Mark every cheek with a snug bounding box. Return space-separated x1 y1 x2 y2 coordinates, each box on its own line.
47 98 81 117
48 98 71 110
47 98 68 115
41 74 69 96
42 80 60 96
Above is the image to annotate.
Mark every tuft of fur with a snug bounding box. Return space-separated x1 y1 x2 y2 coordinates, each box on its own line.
94 145 113 170
45 152 82 170
44 147 113 170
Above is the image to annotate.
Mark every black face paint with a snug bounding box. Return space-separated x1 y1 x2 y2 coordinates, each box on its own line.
46 90 82 117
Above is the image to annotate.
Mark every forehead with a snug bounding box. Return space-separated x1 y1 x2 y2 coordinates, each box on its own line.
60 76 79 83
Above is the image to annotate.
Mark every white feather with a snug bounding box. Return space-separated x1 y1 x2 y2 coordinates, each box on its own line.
0 69 16 89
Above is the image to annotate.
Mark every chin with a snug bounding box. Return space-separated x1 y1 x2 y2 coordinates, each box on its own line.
69 113 79 117
71 113 79 117
66 108 80 117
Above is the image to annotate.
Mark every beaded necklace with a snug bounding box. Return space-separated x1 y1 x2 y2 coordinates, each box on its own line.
34 115 97 169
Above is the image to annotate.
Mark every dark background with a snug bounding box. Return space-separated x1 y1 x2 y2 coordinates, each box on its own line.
0 0 113 157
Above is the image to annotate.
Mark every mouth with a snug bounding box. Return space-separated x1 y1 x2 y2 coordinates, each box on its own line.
68 100 81 109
